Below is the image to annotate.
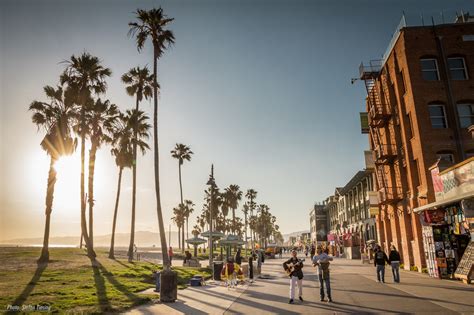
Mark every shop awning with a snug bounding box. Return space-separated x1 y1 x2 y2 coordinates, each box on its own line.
413 191 474 213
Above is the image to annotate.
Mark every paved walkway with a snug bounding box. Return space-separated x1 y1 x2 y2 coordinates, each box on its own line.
127 255 474 314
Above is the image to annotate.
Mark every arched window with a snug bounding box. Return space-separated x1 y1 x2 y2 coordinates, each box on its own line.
436 150 455 164
447 55 468 80
420 57 440 81
457 102 474 128
428 103 447 128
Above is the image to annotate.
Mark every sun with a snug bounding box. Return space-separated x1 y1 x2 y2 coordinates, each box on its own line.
53 153 81 210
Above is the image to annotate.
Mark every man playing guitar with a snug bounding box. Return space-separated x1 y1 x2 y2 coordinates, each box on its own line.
283 250 304 304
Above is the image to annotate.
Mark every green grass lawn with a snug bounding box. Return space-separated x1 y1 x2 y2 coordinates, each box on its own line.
0 247 211 313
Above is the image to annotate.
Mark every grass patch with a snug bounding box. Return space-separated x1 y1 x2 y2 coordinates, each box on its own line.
0 247 211 313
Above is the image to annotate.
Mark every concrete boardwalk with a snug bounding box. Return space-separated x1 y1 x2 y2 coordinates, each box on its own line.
128 255 474 314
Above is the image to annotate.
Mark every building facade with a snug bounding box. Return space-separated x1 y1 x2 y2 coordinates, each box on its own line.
310 203 328 244
359 16 474 270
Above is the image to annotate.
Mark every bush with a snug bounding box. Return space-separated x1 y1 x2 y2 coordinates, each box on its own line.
410 265 418 272
421 268 428 274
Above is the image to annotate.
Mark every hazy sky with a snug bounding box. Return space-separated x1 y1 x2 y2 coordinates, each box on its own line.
1 0 471 241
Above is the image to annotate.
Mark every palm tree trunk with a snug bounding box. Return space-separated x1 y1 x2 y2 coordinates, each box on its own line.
109 167 123 259
186 217 189 249
178 163 183 205
153 48 170 269
181 222 185 252
178 226 181 250
80 114 95 259
244 212 248 257
88 141 98 250
38 157 57 263
128 96 140 261
232 208 236 234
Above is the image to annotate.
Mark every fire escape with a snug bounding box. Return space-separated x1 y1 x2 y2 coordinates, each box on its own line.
360 61 402 205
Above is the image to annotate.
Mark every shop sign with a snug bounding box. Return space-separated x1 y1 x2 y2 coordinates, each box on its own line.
370 206 379 217
424 209 445 224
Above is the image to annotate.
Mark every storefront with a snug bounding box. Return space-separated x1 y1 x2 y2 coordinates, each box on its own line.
415 158 474 282
417 202 471 279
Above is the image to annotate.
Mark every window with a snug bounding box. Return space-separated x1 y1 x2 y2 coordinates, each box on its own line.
428 104 448 128
400 70 406 94
448 57 468 80
457 103 474 128
420 58 439 80
437 153 454 164
407 112 414 138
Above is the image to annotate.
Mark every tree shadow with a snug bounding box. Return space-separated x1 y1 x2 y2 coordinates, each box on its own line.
91 260 112 313
7 262 48 314
91 259 147 307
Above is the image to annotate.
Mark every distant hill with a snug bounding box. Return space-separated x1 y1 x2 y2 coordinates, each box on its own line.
0 230 184 248
282 230 310 241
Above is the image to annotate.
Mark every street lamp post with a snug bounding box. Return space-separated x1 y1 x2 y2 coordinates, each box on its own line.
207 165 215 269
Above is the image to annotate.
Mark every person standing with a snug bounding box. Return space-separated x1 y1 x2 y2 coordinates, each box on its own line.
168 246 174 266
374 246 389 283
235 248 242 265
283 250 304 304
313 247 333 302
389 245 401 283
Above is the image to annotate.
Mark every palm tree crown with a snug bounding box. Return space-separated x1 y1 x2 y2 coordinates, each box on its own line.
121 66 154 108
170 143 193 165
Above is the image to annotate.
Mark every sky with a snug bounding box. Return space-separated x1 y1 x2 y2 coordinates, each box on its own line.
0 0 472 241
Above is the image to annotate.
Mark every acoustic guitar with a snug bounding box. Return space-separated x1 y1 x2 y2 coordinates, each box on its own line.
285 258 305 276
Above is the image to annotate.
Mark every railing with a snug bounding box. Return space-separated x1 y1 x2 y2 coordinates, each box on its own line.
359 60 382 79
379 186 403 204
374 144 397 162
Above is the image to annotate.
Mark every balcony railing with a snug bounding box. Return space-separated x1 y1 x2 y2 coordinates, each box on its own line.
379 186 403 204
374 144 397 164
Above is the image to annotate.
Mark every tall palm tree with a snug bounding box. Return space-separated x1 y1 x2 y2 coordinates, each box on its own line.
183 199 195 249
29 85 77 263
242 202 249 255
60 52 111 259
123 109 151 262
220 191 230 233
108 112 135 259
224 185 242 234
86 98 118 250
121 66 153 260
245 189 257 250
129 7 175 269
171 144 193 203
172 204 185 249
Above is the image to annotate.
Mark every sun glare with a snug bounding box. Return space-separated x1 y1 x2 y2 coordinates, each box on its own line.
53 153 81 210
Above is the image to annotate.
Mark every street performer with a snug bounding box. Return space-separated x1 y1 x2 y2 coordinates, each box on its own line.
283 250 304 304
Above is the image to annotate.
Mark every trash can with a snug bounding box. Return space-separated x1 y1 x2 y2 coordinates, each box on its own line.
213 261 223 281
154 271 161 292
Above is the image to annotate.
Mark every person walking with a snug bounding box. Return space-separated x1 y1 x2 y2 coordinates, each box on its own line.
389 245 401 283
168 246 174 266
313 247 333 302
374 245 389 283
283 250 304 304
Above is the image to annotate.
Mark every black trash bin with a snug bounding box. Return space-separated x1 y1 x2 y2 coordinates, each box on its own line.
213 261 223 281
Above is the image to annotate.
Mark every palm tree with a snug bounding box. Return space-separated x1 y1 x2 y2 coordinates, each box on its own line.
171 143 193 205
60 52 111 260
183 200 195 249
29 85 77 263
129 7 175 269
121 66 153 260
245 189 257 250
224 185 242 234
108 112 134 259
242 202 249 255
124 109 151 262
86 98 118 250
172 204 185 249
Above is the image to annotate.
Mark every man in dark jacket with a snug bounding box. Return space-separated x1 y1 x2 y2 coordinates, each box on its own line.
283 250 304 304
389 245 401 283
374 246 389 283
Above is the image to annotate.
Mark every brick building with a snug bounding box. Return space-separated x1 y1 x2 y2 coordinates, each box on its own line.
359 14 474 271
